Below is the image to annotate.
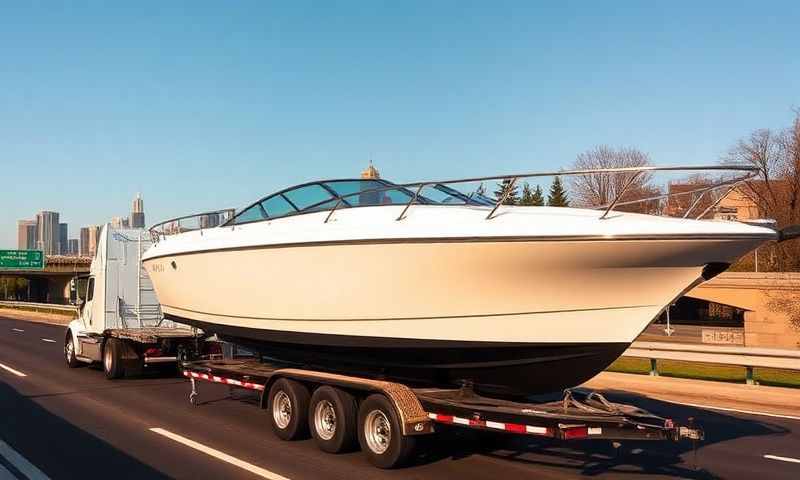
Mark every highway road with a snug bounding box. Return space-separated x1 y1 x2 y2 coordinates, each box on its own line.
1 314 799 480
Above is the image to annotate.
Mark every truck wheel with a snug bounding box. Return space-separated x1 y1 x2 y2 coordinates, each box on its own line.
358 394 416 469
309 386 358 453
103 338 125 380
64 330 81 368
267 378 310 440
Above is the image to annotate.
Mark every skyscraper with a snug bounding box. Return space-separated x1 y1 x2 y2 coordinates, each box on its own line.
131 193 145 228
68 239 79 256
36 211 60 255
59 223 68 255
87 225 101 258
17 220 37 250
80 227 90 256
111 216 129 228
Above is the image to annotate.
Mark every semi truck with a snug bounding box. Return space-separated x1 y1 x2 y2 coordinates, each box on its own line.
64 225 211 378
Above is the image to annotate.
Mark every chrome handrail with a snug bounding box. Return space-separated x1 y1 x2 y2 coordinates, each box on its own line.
321 164 759 223
148 208 236 243
149 164 760 234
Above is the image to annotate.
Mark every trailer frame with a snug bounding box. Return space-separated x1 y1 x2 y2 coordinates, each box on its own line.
180 357 704 468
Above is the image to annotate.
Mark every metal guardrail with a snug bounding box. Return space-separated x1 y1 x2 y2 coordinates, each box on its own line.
0 300 77 315
625 341 800 385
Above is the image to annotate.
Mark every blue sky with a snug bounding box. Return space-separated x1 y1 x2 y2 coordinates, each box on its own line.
1 1 798 248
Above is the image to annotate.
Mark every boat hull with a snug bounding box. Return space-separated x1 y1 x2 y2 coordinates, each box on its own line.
144 235 764 395
167 313 629 396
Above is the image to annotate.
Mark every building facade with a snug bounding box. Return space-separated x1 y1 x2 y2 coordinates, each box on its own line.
131 193 145 228
111 216 130 229
80 227 90 256
87 225 101 258
59 223 68 254
17 220 37 250
35 211 60 255
68 239 79 256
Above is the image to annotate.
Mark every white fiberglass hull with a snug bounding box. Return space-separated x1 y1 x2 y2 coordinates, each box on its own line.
142 205 775 394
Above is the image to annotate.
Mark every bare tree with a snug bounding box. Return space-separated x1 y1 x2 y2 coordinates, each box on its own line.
724 109 800 271
570 145 660 213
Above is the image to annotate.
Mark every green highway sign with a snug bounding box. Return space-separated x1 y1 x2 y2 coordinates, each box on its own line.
0 250 45 270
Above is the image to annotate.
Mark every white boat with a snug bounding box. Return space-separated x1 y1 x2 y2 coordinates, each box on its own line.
142 166 793 395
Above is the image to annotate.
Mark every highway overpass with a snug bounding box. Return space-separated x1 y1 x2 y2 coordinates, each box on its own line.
0 255 91 304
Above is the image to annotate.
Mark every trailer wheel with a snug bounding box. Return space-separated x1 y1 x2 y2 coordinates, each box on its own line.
64 330 81 368
267 378 310 440
308 386 358 453
103 338 125 380
358 394 416 469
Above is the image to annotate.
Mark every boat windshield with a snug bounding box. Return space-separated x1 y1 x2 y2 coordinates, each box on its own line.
228 179 489 225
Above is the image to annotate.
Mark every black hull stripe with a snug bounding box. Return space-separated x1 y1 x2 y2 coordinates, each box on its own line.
162 303 654 323
165 313 626 349
142 233 772 262
166 313 630 395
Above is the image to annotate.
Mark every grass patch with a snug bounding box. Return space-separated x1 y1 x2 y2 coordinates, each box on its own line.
0 304 75 317
607 357 651 375
606 356 800 388
755 368 800 388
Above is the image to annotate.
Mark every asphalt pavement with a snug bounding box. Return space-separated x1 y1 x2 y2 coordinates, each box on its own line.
1 314 799 479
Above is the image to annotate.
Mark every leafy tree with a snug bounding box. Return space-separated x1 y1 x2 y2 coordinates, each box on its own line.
547 176 570 207
531 185 545 206
493 178 519 205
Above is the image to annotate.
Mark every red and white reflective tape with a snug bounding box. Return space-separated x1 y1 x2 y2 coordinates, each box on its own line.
183 370 265 391
428 413 553 436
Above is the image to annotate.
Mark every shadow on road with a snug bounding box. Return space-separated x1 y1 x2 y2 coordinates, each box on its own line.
408 392 789 478
0 379 171 479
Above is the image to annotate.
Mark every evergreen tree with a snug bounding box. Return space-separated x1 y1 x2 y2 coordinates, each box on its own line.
531 185 545 206
493 179 519 205
519 182 534 205
547 176 570 207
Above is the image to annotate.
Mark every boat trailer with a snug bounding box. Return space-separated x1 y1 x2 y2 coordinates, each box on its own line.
181 358 703 468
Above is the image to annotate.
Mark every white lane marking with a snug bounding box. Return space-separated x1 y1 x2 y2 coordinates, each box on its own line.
40 338 56 343
667 400 800 421
149 428 291 480
0 362 27 377
764 454 800 464
11 328 24 333
0 439 51 480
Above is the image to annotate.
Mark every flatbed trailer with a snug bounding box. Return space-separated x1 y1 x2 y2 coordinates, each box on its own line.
181 358 704 469
69 327 210 379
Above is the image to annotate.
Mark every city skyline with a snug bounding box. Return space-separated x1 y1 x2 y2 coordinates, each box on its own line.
12 192 146 254
1 2 798 248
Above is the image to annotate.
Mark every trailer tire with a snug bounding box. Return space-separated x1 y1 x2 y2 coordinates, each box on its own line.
267 378 310 441
64 330 81 368
308 386 358 453
103 338 125 380
358 394 416 469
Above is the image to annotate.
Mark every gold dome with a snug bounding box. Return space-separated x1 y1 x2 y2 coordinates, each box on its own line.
361 161 380 179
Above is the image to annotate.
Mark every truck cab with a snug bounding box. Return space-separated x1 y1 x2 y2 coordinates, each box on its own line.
64 225 208 378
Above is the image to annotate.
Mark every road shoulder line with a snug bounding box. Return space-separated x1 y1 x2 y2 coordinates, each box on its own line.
149 427 291 480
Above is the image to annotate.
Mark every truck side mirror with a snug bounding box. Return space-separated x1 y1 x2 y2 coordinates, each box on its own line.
69 279 78 305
